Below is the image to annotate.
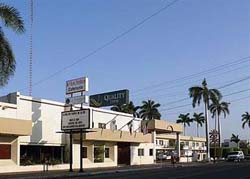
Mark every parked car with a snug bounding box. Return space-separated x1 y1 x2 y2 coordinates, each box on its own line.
157 153 167 160
227 151 245 162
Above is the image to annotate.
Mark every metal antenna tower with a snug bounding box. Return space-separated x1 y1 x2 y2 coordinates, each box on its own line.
29 0 33 96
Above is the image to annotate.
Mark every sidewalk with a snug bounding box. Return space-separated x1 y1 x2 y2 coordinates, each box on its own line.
0 162 209 179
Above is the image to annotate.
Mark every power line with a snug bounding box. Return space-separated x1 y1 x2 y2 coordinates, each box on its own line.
160 87 250 111
131 56 250 95
162 95 250 115
158 76 250 107
132 63 250 101
19 0 180 93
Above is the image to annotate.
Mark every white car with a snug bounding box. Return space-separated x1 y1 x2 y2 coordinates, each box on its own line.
227 151 245 162
157 154 167 160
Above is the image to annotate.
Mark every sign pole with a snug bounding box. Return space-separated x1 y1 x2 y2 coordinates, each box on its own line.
79 129 83 172
69 93 73 172
79 92 84 172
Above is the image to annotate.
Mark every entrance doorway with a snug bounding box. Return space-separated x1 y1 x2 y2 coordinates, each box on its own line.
0 144 11 159
117 142 130 165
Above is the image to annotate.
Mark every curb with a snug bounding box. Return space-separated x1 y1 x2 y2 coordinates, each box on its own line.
2 162 212 179
10 166 163 179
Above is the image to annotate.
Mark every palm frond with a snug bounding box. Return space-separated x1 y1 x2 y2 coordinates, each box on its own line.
0 3 25 33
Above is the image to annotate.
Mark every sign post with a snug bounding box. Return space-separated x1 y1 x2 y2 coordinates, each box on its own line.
62 77 89 173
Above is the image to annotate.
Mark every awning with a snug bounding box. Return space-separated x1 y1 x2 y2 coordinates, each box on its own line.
142 119 183 134
0 117 32 136
74 128 152 143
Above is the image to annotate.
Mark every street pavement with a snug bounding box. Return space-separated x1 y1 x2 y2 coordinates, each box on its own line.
1 161 250 179
72 161 250 179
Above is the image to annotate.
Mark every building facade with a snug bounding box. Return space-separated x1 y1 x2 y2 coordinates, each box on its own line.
0 92 206 173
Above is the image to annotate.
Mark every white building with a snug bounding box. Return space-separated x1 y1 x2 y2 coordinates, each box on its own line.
0 92 206 173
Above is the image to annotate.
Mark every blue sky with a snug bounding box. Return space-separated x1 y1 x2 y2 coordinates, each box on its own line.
1 0 250 140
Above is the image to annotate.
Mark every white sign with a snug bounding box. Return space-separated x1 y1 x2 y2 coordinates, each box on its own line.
66 77 88 94
61 109 90 130
65 95 89 105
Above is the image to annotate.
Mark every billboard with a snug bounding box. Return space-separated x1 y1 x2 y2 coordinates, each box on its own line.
66 77 88 94
61 109 90 130
90 89 129 107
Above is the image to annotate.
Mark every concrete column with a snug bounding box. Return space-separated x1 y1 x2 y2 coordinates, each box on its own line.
152 131 157 162
176 133 180 158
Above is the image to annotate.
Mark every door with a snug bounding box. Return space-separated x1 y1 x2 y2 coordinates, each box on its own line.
118 142 130 165
0 144 11 159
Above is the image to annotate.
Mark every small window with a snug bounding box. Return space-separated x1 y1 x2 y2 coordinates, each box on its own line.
105 148 110 158
94 146 104 163
156 140 158 145
82 147 87 158
192 142 195 147
185 141 189 146
98 123 106 129
159 140 163 146
138 149 144 156
149 149 153 156
196 142 199 147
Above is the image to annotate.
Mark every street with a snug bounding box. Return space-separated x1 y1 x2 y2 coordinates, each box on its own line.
72 162 250 179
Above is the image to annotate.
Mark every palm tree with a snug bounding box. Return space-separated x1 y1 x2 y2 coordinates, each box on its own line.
192 112 205 137
0 3 24 87
209 100 230 147
111 101 140 117
139 100 161 120
242 112 250 129
189 79 222 161
176 113 192 136
230 133 240 148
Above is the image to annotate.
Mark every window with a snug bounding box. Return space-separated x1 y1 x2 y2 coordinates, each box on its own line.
20 145 64 165
196 142 199 147
94 146 104 163
156 140 158 145
149 149 153 156
98 123 106 129
159 140 163 146
105 148 110 158
82 147 87 158
185 141 189 146
110 121 117 131
192 142 195 147
138 149 144 156
169 139 175 147
202 143 205 147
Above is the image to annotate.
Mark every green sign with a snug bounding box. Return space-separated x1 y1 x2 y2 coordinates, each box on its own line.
90 89 129 107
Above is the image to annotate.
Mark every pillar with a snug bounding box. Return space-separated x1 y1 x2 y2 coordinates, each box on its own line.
152 130 157 162
176 132 180 158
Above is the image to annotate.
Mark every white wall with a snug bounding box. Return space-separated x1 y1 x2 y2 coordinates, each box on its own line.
92 108 141 132
130 143 154 165
17 95 66 145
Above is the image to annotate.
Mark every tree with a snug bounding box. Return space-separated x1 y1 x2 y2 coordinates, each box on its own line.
111 101 140 117
241 112 250 129
176 113 192 136
230 134 240 148
139 100 161 120
189 79 222 161
0 3 24 87
209 100 230 147
192 112 205 137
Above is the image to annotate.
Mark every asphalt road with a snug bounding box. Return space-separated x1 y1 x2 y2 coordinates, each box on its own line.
72 161 250 179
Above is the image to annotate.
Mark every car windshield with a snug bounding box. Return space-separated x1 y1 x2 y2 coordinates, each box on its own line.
228 152 239 155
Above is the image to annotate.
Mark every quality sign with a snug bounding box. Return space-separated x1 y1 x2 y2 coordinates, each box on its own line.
66 77 88 94
61 109 90 130
90 89 129 107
